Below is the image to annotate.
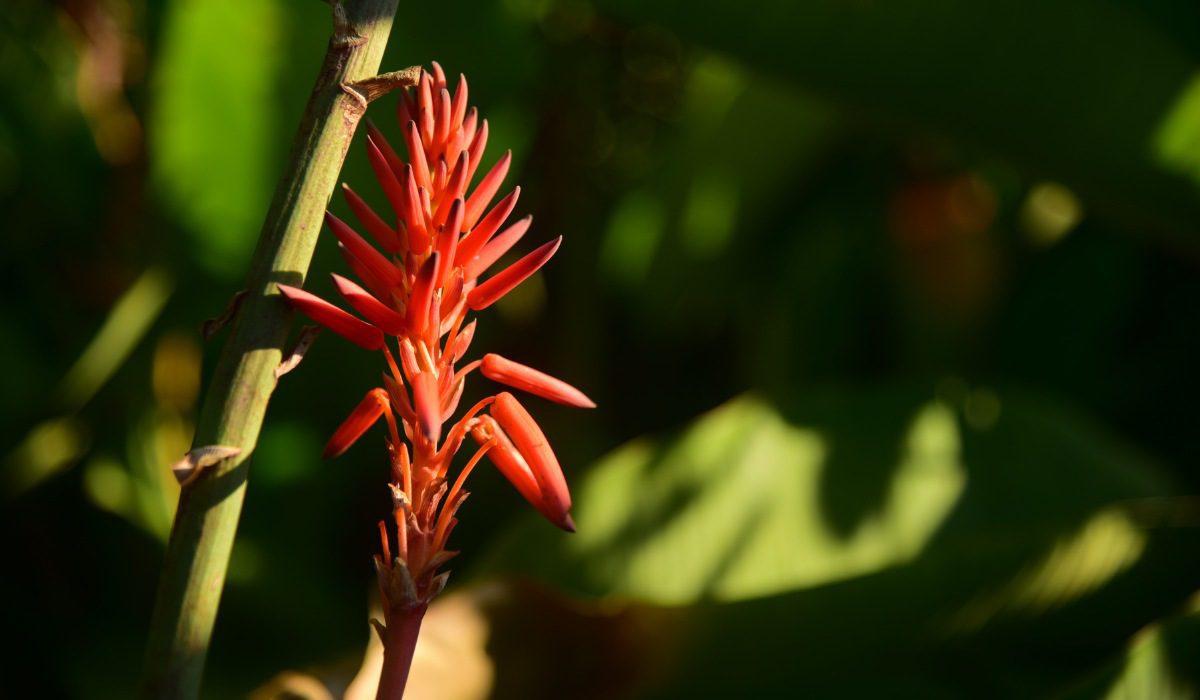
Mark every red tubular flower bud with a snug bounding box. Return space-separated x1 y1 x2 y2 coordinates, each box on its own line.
451 75 468 134
456 187 519 267
341 183 401 253
325 212 403 287
464 150 511 229
464 216 532 281
490 392 574 531
481 354 595 408
430 62 447 89
330 274 405 336
407 252 439 337
404 119 432 193
467 237 561 311
366 121 406 179
469 415 547 522
365 137 406 218
277 284 383 351
324 387 391 458
417 73 435 147
435 88 452 150
465 119 489 186
436 152 471 224
434 199 463 287
336 242 392 302
401 165 429 253
411 371 441 444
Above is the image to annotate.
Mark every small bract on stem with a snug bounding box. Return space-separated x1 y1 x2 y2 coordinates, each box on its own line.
278 62 592 699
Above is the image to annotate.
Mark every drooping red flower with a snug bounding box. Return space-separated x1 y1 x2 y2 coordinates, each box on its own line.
276 63 591 618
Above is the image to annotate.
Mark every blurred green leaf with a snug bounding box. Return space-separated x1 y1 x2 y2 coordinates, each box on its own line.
476 384 1200 698
485 384 1173 604
1065 599 1200 699
149 0 284 277
593 0 1200 240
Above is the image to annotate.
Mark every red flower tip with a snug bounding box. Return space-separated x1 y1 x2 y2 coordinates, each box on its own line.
490 392 573 530
325 387 391 458
277 283 384 351
466 236 561 311
481 354 595 408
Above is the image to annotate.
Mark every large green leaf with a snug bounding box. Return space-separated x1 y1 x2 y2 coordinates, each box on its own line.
474 385 1200 697
591 0 1200 241
484 385 1172 603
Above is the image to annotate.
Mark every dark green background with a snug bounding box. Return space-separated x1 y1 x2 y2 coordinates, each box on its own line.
4 0 1200 697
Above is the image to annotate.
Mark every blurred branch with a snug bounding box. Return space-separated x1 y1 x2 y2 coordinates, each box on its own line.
140 2 412 698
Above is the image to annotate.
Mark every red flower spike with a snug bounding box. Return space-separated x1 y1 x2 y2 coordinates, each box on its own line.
278 284 384 351
365 138 407 218
456 187 520 266
407 252 439 336
464 150 511 229
411 371 441 445
331 273 406 335
324 387 391 458
296 67 588 645
467 236 561 311
465 215 533 280
341 183 401 253
325 212 404 287
489 393 574 531
404 120 432 193
481 354 595 408
469 416 544 518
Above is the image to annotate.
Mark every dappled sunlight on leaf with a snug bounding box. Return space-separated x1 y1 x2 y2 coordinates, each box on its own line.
486 392 966 602
946 508 1149 634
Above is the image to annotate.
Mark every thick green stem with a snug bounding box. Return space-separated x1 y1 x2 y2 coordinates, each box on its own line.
140 3 410 697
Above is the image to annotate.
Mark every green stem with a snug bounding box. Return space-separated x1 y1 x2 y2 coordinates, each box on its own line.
140 3 411 697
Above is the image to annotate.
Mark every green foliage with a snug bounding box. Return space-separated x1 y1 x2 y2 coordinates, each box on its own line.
150 0 285 277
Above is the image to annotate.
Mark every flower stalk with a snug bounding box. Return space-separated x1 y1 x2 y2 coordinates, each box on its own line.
140 3 410 698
